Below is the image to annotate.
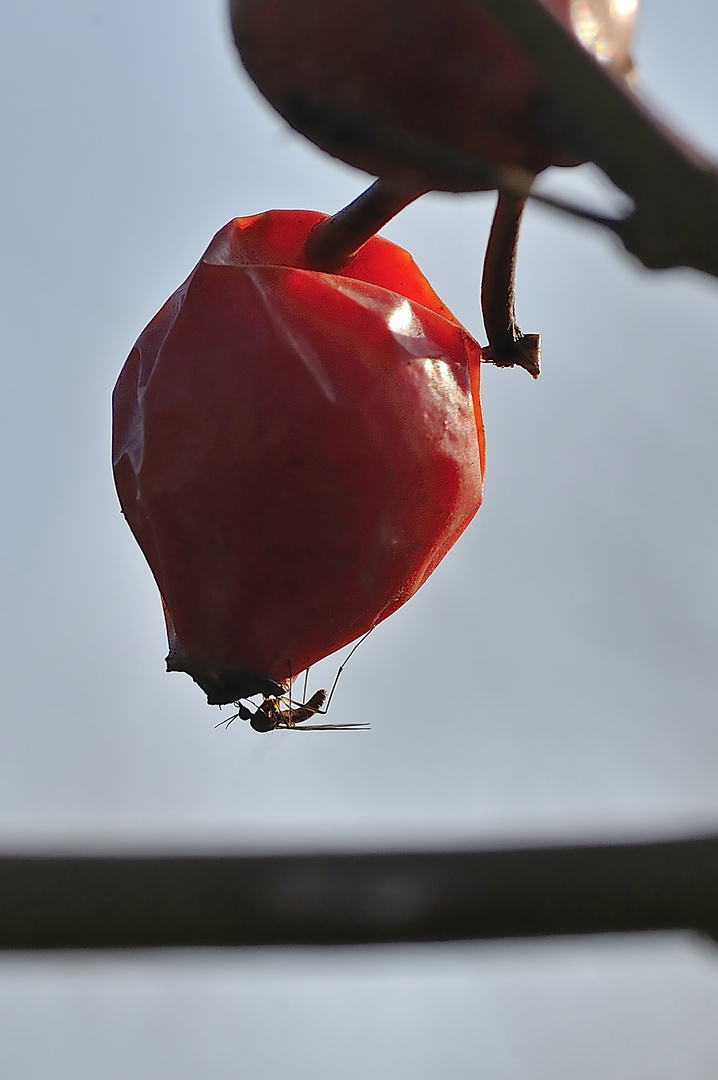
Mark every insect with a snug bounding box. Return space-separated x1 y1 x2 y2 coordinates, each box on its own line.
216 633 371 732
216 687 369 732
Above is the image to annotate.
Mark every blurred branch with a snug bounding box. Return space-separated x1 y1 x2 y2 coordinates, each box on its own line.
470 0 718 276
293 0 718 279
1 835 718 950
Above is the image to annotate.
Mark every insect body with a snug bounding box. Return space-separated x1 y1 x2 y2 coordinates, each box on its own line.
215 632 373 733
249 688 328 731
216 687 369 732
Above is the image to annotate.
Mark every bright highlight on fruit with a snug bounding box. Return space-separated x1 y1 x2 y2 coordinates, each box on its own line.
570 0 637 72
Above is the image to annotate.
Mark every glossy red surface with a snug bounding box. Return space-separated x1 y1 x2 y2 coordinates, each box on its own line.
113 210 485 704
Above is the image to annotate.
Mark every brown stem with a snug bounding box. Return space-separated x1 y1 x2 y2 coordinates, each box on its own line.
304 178 426 272
481 190 541 379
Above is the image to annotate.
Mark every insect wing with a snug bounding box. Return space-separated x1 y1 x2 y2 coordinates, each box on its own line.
283 722 370 730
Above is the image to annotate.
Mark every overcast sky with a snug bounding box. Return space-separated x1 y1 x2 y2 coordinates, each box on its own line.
2 1 718 1077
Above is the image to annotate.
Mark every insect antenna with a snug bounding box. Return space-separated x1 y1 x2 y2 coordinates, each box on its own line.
214 701 255 729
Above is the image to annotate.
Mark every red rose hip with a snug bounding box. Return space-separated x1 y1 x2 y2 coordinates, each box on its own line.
113 210 485 705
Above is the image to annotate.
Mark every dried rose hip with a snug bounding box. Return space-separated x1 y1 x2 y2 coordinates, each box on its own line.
113 210 484 706
229 0 637 190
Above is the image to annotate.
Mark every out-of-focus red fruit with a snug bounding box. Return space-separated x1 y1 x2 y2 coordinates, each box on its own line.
229 0 638 190
112 210 485 706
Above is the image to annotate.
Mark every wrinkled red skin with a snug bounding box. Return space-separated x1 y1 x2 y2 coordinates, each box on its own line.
113 210 485 705
231 0 589 190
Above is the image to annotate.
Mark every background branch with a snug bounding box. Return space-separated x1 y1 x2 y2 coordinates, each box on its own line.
1 835 718 950
470 0 718 276
292 0 718 278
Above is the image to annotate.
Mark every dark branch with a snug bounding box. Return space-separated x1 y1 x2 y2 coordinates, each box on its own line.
469 0 718 276
481 191 541 377
290 1 718 281
1 834 718 950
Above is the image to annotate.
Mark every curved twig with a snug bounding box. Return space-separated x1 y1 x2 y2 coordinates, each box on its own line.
481 191 541 378
304 179 426 272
